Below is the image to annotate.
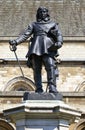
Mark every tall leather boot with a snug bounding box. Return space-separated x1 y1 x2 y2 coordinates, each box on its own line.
43 55 58 93
33 68 43 93
32 55 43 93
47 66 58 93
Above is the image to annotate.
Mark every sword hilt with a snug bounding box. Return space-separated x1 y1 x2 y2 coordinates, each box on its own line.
9 44 17 52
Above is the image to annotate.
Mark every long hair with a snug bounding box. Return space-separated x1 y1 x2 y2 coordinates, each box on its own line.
36 7 50 22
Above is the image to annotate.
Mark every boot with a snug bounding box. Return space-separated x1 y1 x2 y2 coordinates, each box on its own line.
47 67 58 93
49 85 58 93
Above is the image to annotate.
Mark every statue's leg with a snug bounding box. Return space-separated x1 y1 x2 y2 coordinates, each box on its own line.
32 55 43 93
43 55 58 93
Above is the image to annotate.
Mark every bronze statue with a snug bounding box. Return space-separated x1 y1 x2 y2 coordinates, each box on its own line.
9 7 63 93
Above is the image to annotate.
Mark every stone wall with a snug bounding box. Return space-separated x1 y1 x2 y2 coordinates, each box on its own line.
0 0 85 36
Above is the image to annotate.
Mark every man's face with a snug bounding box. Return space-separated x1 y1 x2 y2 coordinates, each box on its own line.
36 7 50 21
41 9 48 19
39 8 48 20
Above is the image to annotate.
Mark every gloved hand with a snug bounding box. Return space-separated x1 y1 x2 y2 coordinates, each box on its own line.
9 40 17 45
9 40 17 51
48 42 62 51
55 42 62 49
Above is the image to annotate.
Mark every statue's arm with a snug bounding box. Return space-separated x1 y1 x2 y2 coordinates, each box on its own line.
55 24 63 49
9 24 33 47
15 24 33 45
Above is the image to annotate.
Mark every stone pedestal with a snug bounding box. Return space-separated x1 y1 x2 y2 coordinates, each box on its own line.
23 92 63 100
4 92 81 130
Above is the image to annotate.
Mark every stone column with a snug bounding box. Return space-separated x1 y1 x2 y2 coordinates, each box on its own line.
4 92 81 130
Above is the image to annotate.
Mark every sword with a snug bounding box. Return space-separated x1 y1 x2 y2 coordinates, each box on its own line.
9 45 25 77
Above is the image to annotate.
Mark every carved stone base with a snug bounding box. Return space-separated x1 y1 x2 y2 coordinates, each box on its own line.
23 92 62 101
4 98 81 130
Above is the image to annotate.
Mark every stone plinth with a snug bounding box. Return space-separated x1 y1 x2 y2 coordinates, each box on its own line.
23 92 62 100
4 93 81 130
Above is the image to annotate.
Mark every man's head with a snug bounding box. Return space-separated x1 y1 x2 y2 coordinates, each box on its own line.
36 7 50 22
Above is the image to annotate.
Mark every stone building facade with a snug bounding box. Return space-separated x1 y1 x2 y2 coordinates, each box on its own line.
0 0 85 130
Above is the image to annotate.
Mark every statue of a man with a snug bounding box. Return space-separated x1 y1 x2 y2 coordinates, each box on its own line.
9 7 63 93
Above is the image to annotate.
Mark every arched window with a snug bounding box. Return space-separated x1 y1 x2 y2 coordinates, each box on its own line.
4 76 36 91
0 119 15 130
75 81 85 92
74 120 85 130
